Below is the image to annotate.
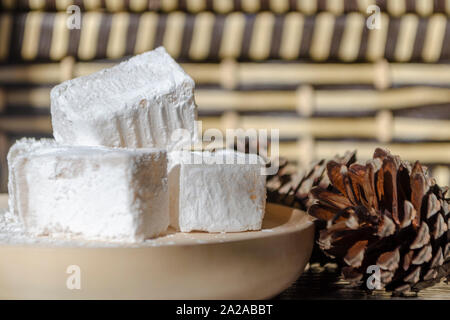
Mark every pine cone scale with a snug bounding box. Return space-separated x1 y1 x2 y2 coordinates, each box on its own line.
376 248 400 272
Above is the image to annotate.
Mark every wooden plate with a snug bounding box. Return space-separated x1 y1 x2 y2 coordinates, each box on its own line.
0 195 314 299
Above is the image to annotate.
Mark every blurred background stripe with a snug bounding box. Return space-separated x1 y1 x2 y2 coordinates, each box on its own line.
1 12 450 62
2 0 450 16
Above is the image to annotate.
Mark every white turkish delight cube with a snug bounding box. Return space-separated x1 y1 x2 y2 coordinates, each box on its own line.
8 138 169 242
168 150 267 232
51 47 197 150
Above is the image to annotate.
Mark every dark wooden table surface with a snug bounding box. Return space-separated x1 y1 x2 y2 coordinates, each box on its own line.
277 265 450 300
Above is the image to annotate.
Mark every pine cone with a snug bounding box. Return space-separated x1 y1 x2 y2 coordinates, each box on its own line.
266 151 356 211
308 148 450 294
266 151 357 266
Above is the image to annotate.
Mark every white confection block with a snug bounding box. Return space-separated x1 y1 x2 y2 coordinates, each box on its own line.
7 138 169 242
168 150 267 232
51 47 197 150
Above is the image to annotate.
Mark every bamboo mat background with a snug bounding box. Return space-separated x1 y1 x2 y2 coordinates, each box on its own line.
0 0 449 195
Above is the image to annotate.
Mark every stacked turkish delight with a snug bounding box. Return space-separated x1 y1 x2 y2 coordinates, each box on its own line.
7 47 266 242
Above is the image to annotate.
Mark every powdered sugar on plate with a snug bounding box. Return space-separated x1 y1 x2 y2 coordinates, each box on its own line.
0 208 179 248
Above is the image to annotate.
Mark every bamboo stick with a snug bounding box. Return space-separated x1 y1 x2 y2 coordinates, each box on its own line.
0 117 52 133
0 116 448 166
5 85 450 114
2 61 450 87
278 141 450 164
235 116 450 141
432 166 450 187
